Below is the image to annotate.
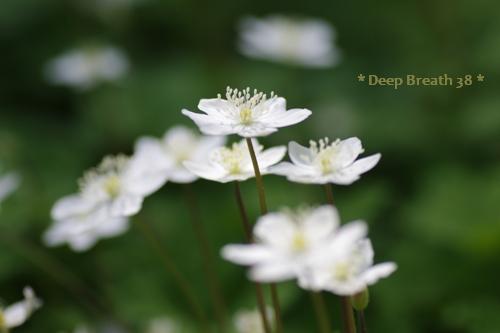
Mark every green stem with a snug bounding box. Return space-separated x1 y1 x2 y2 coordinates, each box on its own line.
134 219 209 331
357 310 368 333
323 184 357 333
310 292 332 333
234 181 272 333
245 138 284 333
183 184 228 333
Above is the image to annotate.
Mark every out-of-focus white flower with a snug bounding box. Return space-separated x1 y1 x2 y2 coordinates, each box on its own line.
299 238 397 296
238 16 340 68
45 46 129 90
0 287 42 330
78 154 168 217
184 139 285 183
222 206 340 282
234 307 274 333
271 138 381 185
146 317 179 333
135 126 225 183
182 87 311 137
43 194 129 252
0 172 20 206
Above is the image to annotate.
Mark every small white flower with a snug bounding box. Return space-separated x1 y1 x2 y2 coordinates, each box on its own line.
0 172 20 206
239 16 340 68
221 206 340 282
234 307 274 333
182 87 311 137
299 238 397 296
147 317 179 333
79 154 168 217
0 287 42 330
183 139 286 183
44 194 129 252
45 46 129 90
271 137 381 185
135 126 225 183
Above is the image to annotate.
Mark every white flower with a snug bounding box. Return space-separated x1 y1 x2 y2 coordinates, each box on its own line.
234 307 274 333
135 126 225 183
147 317 179 333
271 138 381 185
79 154 168 217
182 87 311 137
0 172 20 206
299 238 397 296
0 287 42 330
44 194 129 252
221 206 340 282
183 139 285 183
238 16 340 68
45 46 129 90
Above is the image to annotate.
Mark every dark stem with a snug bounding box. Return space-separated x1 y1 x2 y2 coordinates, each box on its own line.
245 138 284 333
357 310 368 333
310 291 332 333
183 183 228 333
134 219 210 331
234 181 272 333
323 184 357 333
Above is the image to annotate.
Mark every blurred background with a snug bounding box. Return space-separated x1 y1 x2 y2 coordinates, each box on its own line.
1 0 499 332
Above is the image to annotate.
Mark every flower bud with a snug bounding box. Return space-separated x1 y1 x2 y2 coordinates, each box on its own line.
350 288 370 311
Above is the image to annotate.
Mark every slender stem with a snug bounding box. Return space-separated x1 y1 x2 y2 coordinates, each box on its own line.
357 311 368 333
323 184 357 333
183 184 228 333
134 219 209 331
234 182 272 333
310 292 332 333
245 138 284 333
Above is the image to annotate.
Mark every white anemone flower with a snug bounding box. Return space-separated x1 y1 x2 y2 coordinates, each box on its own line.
135 126 225 183
45 46 129 90
146 317 179 333
183 139 286 183
234 307 274 333
221 205 343 282
271 137 381 185
182 87 311 137
44 194 129 252
0 287 42 330
239 16 339 68
299 238 397 296
79 154 168 217
0 172 20 206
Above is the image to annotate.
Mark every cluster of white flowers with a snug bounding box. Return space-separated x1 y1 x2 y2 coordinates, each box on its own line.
0 287 41 331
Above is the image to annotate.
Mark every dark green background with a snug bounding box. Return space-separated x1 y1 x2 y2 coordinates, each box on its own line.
1 0 499 332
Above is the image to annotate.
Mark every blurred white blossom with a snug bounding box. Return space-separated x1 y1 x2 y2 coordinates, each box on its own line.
239 16 340 68
135 126 225 183
271 138 381 185
184 139 285 183
0 171 20 207
234 307 274 333
182 87 311 137
146 317 179 333
44 194 129 252
0 287 42 330
45 46 129 90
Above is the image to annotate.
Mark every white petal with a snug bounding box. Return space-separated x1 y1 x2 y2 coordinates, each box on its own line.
168 167 198 183
288 141 314 167
198 98 237 118
302 205 339 242
192 136 227 161
333 137 363 168
363 262 397 285
0 172 21 202
249 261 297 283
327 172 361 186
254 212 296 249
3 288 41 328
96 217 129 237
329 221 368 255
342 153 381 176
51 194 96 220
221 244 275 265
269 162 300 176
110 194 143 217
258 146 287 171
68 233 99 252
183 160 227 182
266 108 312 128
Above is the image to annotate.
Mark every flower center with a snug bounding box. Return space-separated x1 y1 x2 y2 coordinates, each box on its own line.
103 174 121 197
213 142 248 175
332 262 351 281
310 138 340 174
239 108 253 125
80 155 129 198
291 233 308 252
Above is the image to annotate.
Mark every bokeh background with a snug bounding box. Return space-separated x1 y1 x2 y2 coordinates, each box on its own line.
1 0 499 332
